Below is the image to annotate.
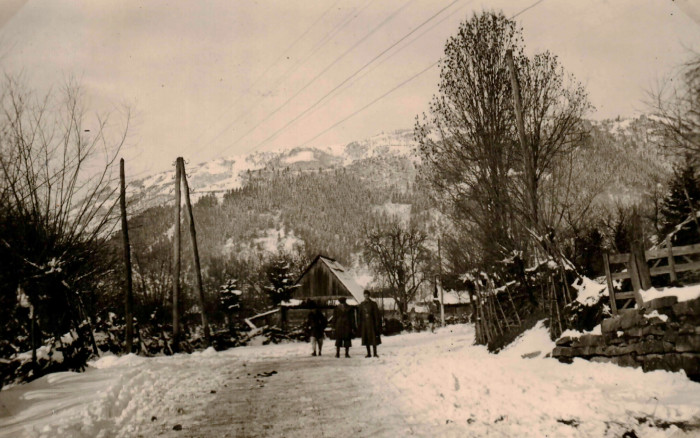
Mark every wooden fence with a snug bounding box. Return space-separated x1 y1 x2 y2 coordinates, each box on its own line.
603 238 700 314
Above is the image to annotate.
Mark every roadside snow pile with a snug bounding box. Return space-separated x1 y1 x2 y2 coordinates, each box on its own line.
641 284 700 303
560 324 602 338
89 353 147 369
365 324 700 437
0 350 237 438
499 320 554 359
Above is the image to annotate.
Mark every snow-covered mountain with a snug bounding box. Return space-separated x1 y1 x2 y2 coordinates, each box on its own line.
126 129 416 211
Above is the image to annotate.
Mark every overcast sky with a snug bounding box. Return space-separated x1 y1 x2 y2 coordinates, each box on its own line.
1 0 699 177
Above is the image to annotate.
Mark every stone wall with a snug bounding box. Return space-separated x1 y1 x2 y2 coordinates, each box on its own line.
552 296 700 381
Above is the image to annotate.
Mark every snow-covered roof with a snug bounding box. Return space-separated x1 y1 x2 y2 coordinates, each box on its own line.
319 256 365 302
441 290 472 305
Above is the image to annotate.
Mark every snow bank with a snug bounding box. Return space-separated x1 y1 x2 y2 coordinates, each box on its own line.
363 325 700 437
499 320 555 359
88 353 146 369
560 324 602 339
640 284 700 303
0 350 237 438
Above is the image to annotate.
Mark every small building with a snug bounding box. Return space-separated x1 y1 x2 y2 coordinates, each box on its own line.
282 255 365 328
439 290 473 319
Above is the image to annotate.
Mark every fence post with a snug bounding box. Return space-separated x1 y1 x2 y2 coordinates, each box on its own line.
628 210 650 307
666 236 677 283
603 253 617 315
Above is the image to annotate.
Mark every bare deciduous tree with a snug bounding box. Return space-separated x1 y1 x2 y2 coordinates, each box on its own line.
0 74 130 363
363 223 428 316
649 55 700 160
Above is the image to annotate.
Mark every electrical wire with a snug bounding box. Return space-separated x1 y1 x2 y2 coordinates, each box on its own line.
216 0 418 156
251 0 463 151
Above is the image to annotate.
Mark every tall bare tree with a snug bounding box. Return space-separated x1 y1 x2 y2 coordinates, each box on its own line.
0 75 129 364
416 11 590 270
363 223 428 316
649 55 700 160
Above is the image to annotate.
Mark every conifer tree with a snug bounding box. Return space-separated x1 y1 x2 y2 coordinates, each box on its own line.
660 154 700 244
219 279 242 334
264 257 299 306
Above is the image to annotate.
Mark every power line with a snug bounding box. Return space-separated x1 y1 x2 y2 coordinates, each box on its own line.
251 0 463 151
300 60 439 148
268 0 550 152
216 0 418 156
511 0 546 19
275 0 374 88
305 1 471 120
196 0 346 151
253 0 342 91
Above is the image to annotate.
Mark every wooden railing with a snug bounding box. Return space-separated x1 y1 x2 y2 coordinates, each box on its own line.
603 240 700 314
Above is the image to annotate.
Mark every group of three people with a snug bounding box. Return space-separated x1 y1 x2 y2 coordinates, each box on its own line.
305 290 381 358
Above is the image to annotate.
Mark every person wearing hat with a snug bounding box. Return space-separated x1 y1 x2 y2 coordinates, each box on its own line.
358 290 381 357
333 296 354 358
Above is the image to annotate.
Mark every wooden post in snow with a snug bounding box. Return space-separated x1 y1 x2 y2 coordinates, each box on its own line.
438 237 445 327
628 209 650 308
179 158 211 346
172 158 182 353
120 159 134 353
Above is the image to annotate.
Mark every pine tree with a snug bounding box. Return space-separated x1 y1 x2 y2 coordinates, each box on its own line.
219 279 242 335
264 257 299 306
660 154 700 244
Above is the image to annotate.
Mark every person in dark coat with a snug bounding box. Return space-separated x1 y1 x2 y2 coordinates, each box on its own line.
427 312 436 333
333 297 354 358
306 301 327 356
358 290 381 358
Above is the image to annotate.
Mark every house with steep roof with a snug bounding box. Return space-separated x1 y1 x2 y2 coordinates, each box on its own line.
292 255 365 304
281 255 365 330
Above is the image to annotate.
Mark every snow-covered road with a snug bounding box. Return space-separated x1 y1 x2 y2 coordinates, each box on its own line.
1 324 700 437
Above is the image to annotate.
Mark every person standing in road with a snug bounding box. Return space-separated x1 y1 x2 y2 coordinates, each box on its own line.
306 301 327 356
333 297 354 358
359 290 381 358
427 312 436 333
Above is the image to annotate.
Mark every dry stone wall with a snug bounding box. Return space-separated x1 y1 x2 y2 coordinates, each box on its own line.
552 296 700 381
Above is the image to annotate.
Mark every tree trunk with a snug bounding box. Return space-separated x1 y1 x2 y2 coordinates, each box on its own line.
179 158 211 346
172 158 182 353
119 159 134 353
30 304 36 368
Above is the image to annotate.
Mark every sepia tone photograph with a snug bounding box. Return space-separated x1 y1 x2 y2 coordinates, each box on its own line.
1 0 700 436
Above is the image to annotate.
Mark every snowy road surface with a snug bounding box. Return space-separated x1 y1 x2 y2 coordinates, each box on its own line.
2 324 700 437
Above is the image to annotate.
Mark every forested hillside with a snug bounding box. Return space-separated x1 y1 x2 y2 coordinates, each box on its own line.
122 116 672 302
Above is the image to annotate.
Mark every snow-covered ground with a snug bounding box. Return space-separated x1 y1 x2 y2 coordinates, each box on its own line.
2 324 699 437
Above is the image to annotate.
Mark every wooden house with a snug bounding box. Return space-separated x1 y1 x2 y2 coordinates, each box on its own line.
282 255 365 328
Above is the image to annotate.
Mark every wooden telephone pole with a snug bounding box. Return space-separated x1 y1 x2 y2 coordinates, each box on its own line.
172 159 182 353
438 237 445 327
119 159 134 353
179 158 211 346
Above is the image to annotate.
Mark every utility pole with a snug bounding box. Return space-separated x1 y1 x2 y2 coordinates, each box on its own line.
120 159 134 353
438 237 445 327
179 158 211 346
172 158 182 353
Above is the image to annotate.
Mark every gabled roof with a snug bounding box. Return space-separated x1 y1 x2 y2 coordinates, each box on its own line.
319 256 365 302
295 255 365 302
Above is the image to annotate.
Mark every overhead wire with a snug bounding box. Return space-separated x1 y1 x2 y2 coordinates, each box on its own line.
216 0 418 156
250 0 464 151
276 0 550 151
196 0 348 152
